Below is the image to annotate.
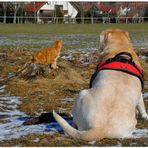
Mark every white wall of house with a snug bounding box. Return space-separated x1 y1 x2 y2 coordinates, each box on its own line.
67 2 78 18
40 1 78 18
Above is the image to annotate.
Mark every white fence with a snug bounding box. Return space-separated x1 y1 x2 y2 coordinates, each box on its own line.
0 16 148 24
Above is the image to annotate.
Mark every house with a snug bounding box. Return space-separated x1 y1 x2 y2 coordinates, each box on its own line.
70 2 98 16
24 1 148 24
99 2 148 17
72 2 148 17
72 2 148 23
24 1 78 23
70 2 120 23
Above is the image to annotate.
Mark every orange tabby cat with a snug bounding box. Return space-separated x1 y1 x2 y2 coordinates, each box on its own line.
32 40 63 69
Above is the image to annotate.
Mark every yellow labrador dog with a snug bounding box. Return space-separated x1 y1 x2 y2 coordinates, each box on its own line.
53 29 148 141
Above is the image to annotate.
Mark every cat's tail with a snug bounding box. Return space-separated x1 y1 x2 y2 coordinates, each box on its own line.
53 110 106 141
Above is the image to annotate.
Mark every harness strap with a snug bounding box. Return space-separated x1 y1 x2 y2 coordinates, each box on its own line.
90 52 144 91
114 52 133 62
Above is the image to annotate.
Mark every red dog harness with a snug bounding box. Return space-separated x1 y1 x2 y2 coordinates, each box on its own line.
90 52 144 90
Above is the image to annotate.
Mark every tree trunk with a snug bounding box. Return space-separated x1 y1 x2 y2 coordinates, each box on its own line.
13 3 20 24
19 2 24 24
2 3 7 24
13 11 17 24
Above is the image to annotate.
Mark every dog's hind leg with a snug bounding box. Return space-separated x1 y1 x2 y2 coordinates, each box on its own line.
136 93 148 120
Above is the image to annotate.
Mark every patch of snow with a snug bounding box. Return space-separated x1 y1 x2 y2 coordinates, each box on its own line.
0 34 99 49
0 85 6 90
61 55 73 60
33 137 40 142
143 92 148 98
0 85 6 93
48 131 56 135
61 47 98 65
0 95 48 141
116 141 122 147
56 137 65 141
0 89 148 142
132 128 148 138
58 108 68 112
60 97 74 103
88 141 96 145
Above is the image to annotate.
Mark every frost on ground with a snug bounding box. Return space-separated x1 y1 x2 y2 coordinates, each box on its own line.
132 129 148 138
143 92 148 98
0 34 148 145
0 89 148 141
61 47 98 65
0 94 47 141
0 89 73 141
0 34 147 51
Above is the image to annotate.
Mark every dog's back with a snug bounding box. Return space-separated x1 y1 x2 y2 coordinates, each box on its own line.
53 29 145 141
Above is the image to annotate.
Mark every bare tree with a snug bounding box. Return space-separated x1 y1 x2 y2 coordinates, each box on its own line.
2 2 7 23
33 1 37 24
13 2 20 24
80 2 84 24
18 2 25 24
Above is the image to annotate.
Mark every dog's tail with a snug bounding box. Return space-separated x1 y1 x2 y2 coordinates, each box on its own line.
53 110 105 141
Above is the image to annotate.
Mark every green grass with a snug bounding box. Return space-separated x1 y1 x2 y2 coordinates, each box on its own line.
0 23 147 50
0 23 148 35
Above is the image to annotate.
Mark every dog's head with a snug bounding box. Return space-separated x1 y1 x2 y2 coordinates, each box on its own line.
99 29 140 65
99 29 131 52
53 40 63 49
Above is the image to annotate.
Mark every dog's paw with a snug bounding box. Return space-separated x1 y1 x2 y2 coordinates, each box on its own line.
80 89 88 97
142 114 148 120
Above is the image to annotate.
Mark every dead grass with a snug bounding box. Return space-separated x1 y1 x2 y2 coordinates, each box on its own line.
141 61 148 80
0 131 148 147
141 59 148 92
0 46 148 146
6 59 89 115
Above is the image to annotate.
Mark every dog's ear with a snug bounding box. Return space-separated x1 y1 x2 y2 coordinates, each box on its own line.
100 30 112 44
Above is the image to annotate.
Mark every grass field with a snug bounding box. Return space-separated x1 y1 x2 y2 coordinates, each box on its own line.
0 23 148 146
0 23 148 35
0 23 147 50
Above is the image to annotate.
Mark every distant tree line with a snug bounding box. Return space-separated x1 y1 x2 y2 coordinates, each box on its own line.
0 2 25 23
0 2 147 24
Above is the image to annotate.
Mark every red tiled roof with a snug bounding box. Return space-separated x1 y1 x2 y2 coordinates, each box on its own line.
71 2 120 14
125 2 148 7
96 3 110 12
109 7 120 14
71 2 98 11
96 3 120 14
25 2 47 13
127 9 137 17
96 2 148 14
